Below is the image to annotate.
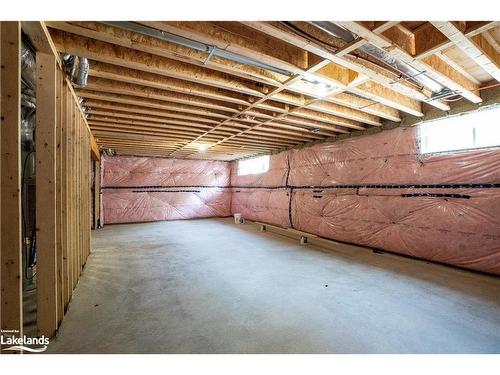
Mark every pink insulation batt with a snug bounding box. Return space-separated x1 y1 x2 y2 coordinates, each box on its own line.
230 153 291 227
230 127 500 275
102 156 231 224
100 124 500 275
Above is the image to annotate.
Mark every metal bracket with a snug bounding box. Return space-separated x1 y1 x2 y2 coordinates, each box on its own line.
390 70 426 85
425 88 462 102
203 46 217 65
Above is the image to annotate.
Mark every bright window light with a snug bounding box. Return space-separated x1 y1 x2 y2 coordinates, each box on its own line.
237 155 270 176
419 106 500 154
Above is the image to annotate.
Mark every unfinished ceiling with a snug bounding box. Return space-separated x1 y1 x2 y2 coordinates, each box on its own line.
45 21 500 160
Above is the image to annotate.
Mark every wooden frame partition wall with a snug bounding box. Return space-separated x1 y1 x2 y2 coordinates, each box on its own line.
34 38 98 337
0 21 100 343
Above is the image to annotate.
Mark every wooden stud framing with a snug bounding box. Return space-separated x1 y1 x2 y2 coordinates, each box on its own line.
36 52 59 337
1 21 23 343
14 22 96 338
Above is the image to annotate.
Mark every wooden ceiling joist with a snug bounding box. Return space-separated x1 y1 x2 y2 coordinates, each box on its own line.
87 61 256 106
84 100 221 124
241 21 450 111
139 21 422 117
44 20 499 161
337 21 482 103
430 21 500 82
48 23 410 124
83 77 241 114
414 21 499 60
88 112 217 131
76 91 232 119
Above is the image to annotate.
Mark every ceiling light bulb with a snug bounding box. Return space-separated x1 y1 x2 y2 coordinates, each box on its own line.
197 144 208 152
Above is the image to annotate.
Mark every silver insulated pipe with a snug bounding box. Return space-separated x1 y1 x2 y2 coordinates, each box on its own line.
309 21 445 94
61 54 90 87
70 56 89 87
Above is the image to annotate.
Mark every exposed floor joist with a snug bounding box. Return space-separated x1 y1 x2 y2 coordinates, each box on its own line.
430 21 500 82
39 21 500 160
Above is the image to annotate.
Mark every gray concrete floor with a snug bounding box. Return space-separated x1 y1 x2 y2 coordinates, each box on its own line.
47 218 500 354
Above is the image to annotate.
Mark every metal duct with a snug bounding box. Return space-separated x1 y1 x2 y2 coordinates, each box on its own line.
21 40 37 150
70 56 89 87
21 42 36 91
61 54 90 87
102 21 292 77
22 91 36 109
21 110 36 145
21 41 36 113
309 21 445 94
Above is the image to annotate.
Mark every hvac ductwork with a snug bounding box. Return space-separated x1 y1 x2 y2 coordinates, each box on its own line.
71 56 89 87
21 41 37 150
309 21 446 94
62 54 90 87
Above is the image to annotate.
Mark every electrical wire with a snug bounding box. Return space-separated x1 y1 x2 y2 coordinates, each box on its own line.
443 95 463 102
474 82 500 92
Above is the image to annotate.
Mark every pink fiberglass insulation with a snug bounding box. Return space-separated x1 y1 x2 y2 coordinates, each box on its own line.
230 126 500 275
230 153 289 187
102 155 230 187
231 188 290 227
291 188 500 274
288 126 500 185
103 188 231 224
102 155 231 224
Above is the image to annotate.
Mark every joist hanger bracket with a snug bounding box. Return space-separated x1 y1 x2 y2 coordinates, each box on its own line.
203 46 217 65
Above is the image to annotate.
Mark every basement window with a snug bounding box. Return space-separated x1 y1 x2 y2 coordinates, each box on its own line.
419 105 500 154
237 155 270 176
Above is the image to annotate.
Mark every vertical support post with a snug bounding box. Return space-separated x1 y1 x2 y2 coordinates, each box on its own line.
93 159 100 229
0 21 23 344
68 96 75 291
61 81 70 309
36 52 58 337
55 69 64 326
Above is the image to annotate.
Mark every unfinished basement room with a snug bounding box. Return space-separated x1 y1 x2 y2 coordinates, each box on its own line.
1 2 500 366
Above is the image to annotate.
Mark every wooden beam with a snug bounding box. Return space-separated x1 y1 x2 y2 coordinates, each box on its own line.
61 80 70 308
77 90 231 119
430 21 500 82
139 21 309 72
90 133 100 161
1 21 23 342
22 21 61 66
36 52 58 337
46 21 290 86
49 28 386 126
87 60 255 107
55 69 64 326
85 100 220 124
338 21 482 104
83 77 241 114
242 22 450 111
49 29 270 98
414 21 499 60
142 21 418 117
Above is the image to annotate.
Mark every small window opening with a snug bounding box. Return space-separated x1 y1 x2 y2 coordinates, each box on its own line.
237 155 270 176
